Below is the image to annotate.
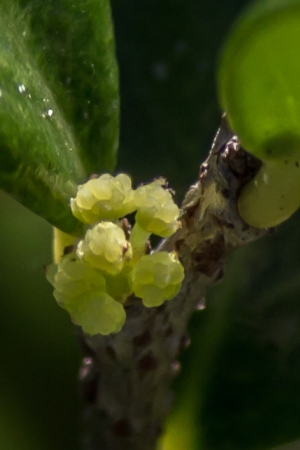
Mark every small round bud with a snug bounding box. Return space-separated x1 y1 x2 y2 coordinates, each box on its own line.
130 251 184 307
46 254 126 335
46 253 107 310
71 292 126 336
134 180 180 237
238 159 300 228
77 222 132 275
71 173 136 223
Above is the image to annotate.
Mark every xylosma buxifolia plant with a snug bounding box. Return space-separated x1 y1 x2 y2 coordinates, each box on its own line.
46 174 184 336
46 0 300 338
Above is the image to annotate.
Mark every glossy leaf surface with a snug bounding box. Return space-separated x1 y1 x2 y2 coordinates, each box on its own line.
19 0 119 174
0 0 119 234
0 5 86 234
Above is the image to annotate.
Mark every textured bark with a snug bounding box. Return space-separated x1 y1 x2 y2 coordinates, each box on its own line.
78 117 269 450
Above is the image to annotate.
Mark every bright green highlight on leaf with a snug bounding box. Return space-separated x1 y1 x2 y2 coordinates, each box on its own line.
47 174 184 336
218 0 300 161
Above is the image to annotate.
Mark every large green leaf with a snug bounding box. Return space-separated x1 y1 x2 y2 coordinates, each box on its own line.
19 0 119 174
0 5 86 234
218 0 300 160
0 0 119 234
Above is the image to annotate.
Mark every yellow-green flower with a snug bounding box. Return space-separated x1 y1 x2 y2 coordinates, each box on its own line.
71 173 136 223
46 253 126 335
130 251 184 307
76 222 132 275
70 292 126 336
135 180 180 237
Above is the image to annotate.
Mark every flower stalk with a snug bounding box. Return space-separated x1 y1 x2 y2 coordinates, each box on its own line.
77 118 268 450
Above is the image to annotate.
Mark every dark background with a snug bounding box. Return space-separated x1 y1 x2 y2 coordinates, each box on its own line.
1 1 300 449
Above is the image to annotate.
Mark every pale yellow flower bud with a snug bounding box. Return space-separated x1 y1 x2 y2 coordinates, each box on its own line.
70 292 126 336
135 180 180 237
71 173 136 223
130 251 184 307
76 222 132 275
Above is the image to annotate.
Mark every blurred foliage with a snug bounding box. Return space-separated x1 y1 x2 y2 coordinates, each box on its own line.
217 0 300 231
218 0 300 161
0 192 81 450
2 1 300 450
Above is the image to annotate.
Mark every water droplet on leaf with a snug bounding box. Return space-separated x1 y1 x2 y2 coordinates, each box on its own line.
18 84 26 93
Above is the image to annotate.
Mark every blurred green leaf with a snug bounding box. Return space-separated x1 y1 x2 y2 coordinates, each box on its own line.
218 0 300 160
0 192 81 450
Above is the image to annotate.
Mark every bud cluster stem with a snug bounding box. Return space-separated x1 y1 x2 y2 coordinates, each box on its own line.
129 223 151 262
78 119 268 450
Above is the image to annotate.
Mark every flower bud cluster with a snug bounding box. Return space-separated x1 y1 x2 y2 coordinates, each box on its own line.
47 173 184 336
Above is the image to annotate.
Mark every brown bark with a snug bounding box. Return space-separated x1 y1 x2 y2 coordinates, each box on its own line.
78 117 269 450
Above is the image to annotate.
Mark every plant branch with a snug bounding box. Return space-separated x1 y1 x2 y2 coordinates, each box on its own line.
78 117 269 450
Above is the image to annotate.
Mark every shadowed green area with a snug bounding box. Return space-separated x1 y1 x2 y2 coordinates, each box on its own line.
0 192 81 450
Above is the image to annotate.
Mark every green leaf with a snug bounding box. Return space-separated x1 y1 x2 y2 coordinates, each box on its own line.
0 0 119 234
20 0 119 174
218 0 300 160
0 5 86 234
